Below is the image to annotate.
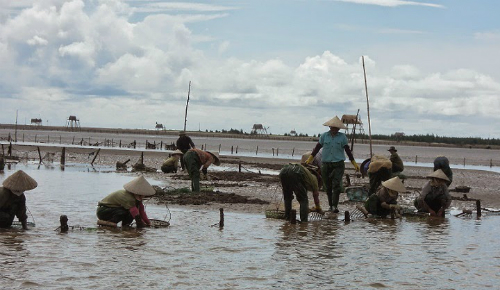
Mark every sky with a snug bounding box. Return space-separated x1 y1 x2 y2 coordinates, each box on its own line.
0 0 499 138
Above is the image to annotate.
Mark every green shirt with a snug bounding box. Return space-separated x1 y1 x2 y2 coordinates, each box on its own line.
390 152 404 172
319 131 348 162
281 163 319 192
98 189 137 209
162 156 179 168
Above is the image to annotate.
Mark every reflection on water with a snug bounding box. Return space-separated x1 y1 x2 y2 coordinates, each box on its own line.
0 164 500 289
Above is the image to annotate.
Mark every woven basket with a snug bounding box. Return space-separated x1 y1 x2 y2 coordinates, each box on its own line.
265 209 286 219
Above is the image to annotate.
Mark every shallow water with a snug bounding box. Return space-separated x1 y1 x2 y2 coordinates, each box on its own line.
1 164 500 289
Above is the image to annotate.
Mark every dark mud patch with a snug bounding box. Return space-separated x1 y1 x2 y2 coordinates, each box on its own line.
153 188 270 205
171 171 279 184
223 159 284 171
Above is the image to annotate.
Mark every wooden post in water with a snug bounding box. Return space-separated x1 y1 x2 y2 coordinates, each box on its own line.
219 208 224 228
8 143 12 156
490 159 493 167
59 215 69 233
219 144 221 153
290 210 297 224
292 148 295 157
61 147 66 166
256 146 258 155
236 146 238 154
476 200 482 217
415 155 418 163
119 140 122 148
272 148 274 156
345 211 351 222
91 149 101 166
37 147 42 163
238 161 242 173
231 146 234 154
72 136 75 144
160 141 163 150
463 158 466 166
47 135 50 143
134 140 136 149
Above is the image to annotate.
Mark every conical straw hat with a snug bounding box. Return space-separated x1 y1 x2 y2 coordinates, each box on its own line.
207 151 221 166
2 170 38 192
322 116 347 129
427 169 450 182
123 175 155 196
381 177 406 193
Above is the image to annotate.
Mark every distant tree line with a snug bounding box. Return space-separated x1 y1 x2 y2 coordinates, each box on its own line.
351 133 500 147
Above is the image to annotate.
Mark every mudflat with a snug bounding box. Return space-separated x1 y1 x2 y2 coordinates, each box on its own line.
1 128 499 213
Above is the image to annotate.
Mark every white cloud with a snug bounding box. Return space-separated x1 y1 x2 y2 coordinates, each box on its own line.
1 0 499 138
334 0 444 8
130 2 237 13
474 31 500 41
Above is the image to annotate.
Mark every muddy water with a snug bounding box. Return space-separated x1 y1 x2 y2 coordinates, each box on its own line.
1 164 500 289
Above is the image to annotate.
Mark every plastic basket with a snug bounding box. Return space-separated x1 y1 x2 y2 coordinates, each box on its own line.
345 186 369 202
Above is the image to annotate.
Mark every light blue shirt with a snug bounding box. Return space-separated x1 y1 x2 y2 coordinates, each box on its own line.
319 131 348 162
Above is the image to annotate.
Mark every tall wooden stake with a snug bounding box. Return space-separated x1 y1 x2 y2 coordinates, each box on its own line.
362 56 373 158
350 109 360 152
183 81 191 132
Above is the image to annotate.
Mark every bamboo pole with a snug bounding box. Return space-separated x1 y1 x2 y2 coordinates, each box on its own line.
183 81 191 132
91 149 101 166
37 147 42 163
362 56 373 158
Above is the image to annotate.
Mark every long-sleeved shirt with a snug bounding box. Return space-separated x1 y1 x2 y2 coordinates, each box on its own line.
280 163 319 193
162 156 180 168
390 152 404 173
0 187 27 222
418 181 451 212
189 148 215 169
98 189 149 224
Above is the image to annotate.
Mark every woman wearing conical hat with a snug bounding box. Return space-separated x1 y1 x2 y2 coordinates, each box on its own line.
0 170 38 229
96 175 156 227
359 176 405 218
413 169 452 217
161 150 184 173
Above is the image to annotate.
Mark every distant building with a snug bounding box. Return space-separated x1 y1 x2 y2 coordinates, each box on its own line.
31 118 42 126
155 122 165 130
251 124 269 135
66 115 81 130
289 129 297 136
